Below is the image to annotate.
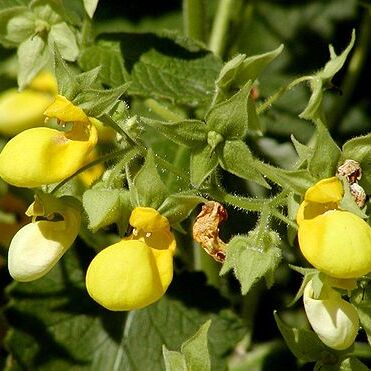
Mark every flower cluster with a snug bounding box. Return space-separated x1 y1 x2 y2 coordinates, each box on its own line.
297 176 371 350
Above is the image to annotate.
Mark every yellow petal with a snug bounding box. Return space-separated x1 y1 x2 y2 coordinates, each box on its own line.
304 177 343 204
28 71 58 95
86 239 170 311
298 210 371 278
44 95 89 124
0 125 97 187
129 207 170 232
303 280 359 350
0 89 53 136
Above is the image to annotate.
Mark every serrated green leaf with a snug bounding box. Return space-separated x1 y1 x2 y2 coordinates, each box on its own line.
181 320 211 371
48 22 78 62
73 84 128 117
17 35 49 89
221 233 282 295
79 40 126 87
83 188 121 228
158 191 205 226
274 312 330 362
163 347 187 371
190 145 219 188
3 11 34 45
255 161 315 195
247 97 263 135
83 0 99 18
291 135 313 165
308 118 341 179
5 251 246 371
214 45 283 103
116 32 222 107
220 140 270 188
299 31 355 120
0 5 29 47
131 150 168 209
206 82 252 140
141 118 208 147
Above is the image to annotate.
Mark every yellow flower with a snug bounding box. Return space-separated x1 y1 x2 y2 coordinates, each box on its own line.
303 279 359 350
0 74 58 137
297 177 371 278
86 207 176 311
0 96 98 188
8 194 81 282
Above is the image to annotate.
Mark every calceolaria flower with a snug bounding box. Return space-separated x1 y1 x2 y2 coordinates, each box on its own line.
303 279 359 350
0 94 98 187
86 207 176 311
0 71 57 136
8 194 81 282
296 177 371 278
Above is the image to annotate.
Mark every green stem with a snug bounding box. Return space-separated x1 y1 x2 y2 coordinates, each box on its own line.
208 0 235 56
183 0 207 42
51 147 137 194
328 10 371 130
257 76 312 115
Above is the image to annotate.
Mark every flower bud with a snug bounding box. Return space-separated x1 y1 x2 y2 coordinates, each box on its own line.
8 196 81 282
303 280 359 350
297 177 371 278
86 207 176 311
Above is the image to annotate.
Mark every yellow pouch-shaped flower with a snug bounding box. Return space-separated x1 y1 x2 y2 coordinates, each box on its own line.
303 280 359 350
0 89 54 136
297 177 371 278
86 207 176 311
28 71 58 95
8 195 81 282
0 124 98 187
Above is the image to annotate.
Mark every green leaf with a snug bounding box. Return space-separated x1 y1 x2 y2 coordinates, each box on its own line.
83 188 132 233
247 97 263 136
181 320 211 371
190 145 219 188
337 357 370 371
308 118 341 179
255 161 315 195
221 232 282 295
141 118 208 147
206 82 252 140
17 35 49 89
214 45 283 103
116 32 222 107
48 22 79 62
341 133 371 193
0 3 29 47
274 312 330 363
73 84 129 117
3 11 34 45
83 0 99 18
158 191 205 226
79 40 126 87
220 140 270 188
131 150 168 209
163 347 187 371
5 252 247 371
299 30 355 120
291 135 313 165
338 179 367 219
